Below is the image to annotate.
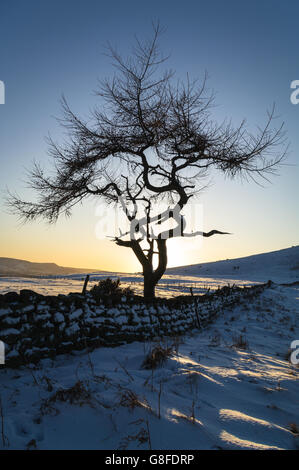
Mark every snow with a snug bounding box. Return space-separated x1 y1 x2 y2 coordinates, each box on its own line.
0 246 297 298
0 282 297 450
0 246 298 450
167 245 299 284
69 309 83 320
54 313 64 324
0 328 20 337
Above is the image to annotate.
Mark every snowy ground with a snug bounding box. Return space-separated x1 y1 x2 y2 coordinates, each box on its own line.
0 247 298 450
0 273 260 298
0 282 298 450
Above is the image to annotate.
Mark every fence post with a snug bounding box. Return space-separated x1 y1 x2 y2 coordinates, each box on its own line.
190 287 200 329
82 274 90 295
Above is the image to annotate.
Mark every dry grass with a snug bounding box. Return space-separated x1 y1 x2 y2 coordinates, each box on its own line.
231 334 249 350
50 381 91 405
119 389 152 413
289 422 299 435
119 419 150 450
142 344 173 370
40 380 92 415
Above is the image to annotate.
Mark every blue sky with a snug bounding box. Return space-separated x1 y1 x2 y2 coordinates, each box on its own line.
0 0 298 270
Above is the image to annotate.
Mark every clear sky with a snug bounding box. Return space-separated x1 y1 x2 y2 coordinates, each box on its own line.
0 0 298 272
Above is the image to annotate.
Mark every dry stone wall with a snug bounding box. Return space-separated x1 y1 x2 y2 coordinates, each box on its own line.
0 283 267 367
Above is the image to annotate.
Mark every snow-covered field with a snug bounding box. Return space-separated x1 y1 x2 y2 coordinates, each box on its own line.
0 247 298 450
0 246 297 298
0 273 260 298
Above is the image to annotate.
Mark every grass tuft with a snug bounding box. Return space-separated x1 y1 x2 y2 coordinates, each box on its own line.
142 344 173 370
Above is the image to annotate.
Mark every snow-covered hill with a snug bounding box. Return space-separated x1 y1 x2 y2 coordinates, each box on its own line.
167 246 299 284
0 257 100 277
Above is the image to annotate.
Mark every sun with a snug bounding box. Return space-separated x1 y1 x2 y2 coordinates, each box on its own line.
165 238 197 269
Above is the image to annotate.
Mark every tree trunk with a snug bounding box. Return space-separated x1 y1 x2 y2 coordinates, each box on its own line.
143 239 168 301
143 274 156 300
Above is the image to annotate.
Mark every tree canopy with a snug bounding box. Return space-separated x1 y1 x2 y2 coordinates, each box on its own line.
8 23 287 298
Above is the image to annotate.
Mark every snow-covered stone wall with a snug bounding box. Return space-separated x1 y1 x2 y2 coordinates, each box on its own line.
0 284 267 367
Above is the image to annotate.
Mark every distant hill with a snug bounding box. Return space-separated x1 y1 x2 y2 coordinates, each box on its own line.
0 257 100 277
167 246 299 283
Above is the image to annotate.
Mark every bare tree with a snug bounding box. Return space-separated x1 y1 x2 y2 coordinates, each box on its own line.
8 23 287 300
